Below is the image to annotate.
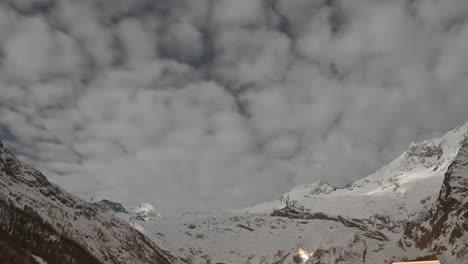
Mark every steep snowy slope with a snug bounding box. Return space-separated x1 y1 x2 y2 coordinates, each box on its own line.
122 122 468 263
242 123 468 221
0 140 176 264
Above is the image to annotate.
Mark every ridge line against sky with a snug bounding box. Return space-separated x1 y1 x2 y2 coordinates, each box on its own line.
0 0 468 213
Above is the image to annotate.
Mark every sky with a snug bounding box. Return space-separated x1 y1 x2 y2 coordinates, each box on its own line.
0 0 468 213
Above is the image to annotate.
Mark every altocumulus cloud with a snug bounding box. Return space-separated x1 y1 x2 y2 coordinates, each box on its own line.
1 0 468 213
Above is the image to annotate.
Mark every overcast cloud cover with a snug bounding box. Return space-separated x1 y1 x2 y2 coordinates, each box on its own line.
1 0 468 213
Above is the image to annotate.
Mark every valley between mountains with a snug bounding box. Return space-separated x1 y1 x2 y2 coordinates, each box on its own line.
2 123 468 263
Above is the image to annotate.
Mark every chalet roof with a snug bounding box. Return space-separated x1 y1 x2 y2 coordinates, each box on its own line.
392 261 440 264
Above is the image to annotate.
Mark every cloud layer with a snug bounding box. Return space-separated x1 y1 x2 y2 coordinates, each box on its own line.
1 0 468 213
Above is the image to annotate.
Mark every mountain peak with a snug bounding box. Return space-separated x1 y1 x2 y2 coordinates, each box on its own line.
241 123 468 221
94 199 129 214
132 203 163 221
401 121 468 171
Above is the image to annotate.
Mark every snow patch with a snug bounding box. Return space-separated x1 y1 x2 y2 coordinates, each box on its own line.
32 255 48 264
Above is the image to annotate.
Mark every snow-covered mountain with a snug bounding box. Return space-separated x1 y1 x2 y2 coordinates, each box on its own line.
401 135 468 262
2 122 468 263
119 122 468 263
0 140 175 264
242 123 468 221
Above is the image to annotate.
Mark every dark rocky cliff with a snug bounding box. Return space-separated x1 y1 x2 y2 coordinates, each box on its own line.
402 137 468 262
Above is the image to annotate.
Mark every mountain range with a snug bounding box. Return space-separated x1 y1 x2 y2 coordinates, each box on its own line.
1 123 468 263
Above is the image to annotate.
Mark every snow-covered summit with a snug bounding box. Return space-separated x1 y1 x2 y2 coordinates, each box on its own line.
132 202 163 221
242 122 468 220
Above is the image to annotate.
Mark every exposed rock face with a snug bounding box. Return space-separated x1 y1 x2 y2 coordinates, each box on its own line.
402 137 468 262
407 144 443 159
94 199 129 214
0 140 175 264
271 205 388 243
402 143 444 169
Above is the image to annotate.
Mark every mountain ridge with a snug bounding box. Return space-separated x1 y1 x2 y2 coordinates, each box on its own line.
242 122 468 220
1 122 468 263
0 140 176 264
123 122 468 263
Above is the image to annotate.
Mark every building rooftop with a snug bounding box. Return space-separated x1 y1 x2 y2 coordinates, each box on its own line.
393 261 440 264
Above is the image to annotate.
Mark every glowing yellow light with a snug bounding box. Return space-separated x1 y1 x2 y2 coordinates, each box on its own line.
295 246 315 263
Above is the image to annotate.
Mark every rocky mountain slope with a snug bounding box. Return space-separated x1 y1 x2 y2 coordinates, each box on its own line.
401 136 468 262
2 121 468 263
118 123 468 263
0 140 176 264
